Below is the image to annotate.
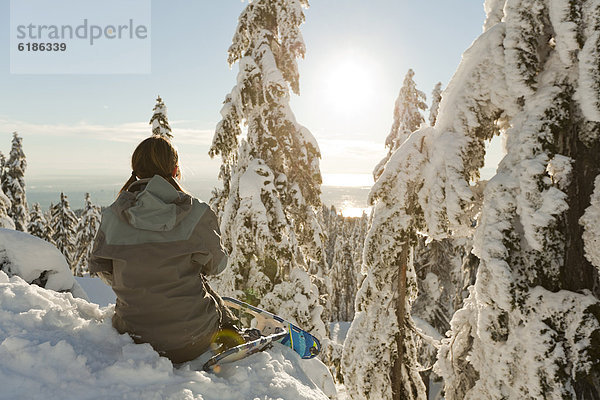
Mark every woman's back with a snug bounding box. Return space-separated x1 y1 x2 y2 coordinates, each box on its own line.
90 175 228 361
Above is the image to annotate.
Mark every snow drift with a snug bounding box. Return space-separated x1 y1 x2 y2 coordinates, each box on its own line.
0 228 86 298
0 229 331 400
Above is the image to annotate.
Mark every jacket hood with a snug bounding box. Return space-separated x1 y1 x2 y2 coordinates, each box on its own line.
124 175 182 231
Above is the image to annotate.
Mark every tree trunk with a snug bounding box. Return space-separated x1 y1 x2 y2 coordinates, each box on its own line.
558 125 600 296
556 111 600 398
391 245 409 400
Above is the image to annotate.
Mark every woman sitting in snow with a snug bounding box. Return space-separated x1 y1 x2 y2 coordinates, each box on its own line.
89 136 244 364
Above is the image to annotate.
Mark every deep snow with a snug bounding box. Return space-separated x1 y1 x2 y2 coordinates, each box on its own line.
0 229 334 400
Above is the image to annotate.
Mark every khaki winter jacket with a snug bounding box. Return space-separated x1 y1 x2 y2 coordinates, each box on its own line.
89 175 229 363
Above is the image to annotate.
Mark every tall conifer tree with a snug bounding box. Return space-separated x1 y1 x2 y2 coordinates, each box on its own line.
2 132 28 231
433 1 600 397
27 203 52 242
342 70 430 400
429 82 443 126
50 193 78 272
149 95 173 138
342 128 430 400
73 193 102 277
0 186 14 229
373 69 427 180
209 0 326 337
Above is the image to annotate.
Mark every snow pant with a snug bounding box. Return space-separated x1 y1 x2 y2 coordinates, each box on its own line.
112 276 240 365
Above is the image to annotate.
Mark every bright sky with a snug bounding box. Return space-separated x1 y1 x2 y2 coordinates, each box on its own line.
0 1 489 202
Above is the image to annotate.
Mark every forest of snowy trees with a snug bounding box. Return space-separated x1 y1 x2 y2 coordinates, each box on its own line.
203 0 600 399
0 132 103 277
1 0 599 399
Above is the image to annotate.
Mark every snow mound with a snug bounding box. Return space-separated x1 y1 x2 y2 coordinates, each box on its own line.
0 228 86 299
0 271 330 400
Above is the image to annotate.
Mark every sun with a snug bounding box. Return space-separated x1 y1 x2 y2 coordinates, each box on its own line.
321 52 376 115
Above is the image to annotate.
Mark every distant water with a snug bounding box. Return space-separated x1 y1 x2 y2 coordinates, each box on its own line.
26 177 371 211
320 186 370 211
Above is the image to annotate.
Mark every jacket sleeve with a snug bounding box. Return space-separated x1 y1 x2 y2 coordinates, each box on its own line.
88 229 114 275
191 206 228 276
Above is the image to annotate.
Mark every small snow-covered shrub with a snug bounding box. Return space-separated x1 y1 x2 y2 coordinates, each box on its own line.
0 228 86 299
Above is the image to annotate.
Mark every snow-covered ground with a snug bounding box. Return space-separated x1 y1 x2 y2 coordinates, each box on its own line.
0 229 334 400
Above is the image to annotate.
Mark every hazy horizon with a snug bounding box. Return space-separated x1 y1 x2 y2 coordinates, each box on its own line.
25 161 500 213
25 175 373 213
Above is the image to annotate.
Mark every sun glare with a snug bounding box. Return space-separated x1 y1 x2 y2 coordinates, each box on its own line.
338 200 372 219
340 206 370 218
322 52 376 115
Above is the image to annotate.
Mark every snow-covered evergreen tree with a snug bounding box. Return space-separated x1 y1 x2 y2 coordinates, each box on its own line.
27 203 52 242
50 193 78 272
429 82 443 127
73 193 102 277
342 71 430 400
44 204 53 228
411 237 465 396
325 205 339 269
433 0 600 397
2 132 28 231
409 180 483 397
320 206 368 323
373 69 427 180
319 205 337 321
331 222 347 321
0 186 15 229
209 0 326 338
342 128 431 400
330 217 363 322
149 95 172 139
351 211 369 289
